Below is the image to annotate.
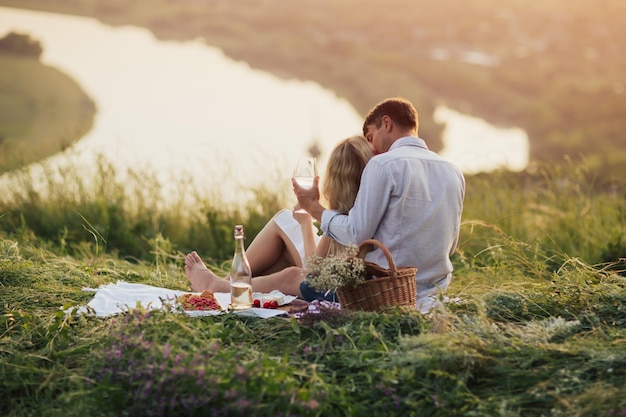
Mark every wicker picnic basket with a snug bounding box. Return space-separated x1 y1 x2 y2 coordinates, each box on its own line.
336 239 417 312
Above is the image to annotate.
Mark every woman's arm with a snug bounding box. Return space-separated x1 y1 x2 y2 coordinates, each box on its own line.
293 207 320 260
314 235 331 257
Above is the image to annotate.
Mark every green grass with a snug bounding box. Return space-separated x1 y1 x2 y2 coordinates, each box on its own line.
1 161 625 416
0 154 288 263
0 54 95 173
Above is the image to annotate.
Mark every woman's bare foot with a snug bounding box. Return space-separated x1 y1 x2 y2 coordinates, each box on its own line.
184 251 229 292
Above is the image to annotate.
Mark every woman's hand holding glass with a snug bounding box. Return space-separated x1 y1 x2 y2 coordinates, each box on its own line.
292 175 320 215
293 157 317 213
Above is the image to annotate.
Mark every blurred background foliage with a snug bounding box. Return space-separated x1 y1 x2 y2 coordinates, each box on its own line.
1 0 625 179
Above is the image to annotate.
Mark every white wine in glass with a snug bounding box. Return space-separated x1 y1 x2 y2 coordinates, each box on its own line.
293 157 317 213
293 157 317 189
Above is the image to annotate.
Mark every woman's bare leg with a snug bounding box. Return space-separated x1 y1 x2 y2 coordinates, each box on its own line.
245 210 304 276
250 266 305 297
185 251 230 292
185 252 304 297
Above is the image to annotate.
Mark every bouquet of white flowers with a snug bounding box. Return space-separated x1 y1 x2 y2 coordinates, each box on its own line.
304 246 366 293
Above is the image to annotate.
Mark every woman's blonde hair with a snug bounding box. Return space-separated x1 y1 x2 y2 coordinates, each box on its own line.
321 135 373 254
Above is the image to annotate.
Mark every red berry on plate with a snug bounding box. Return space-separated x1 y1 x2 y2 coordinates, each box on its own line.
253 299 261 308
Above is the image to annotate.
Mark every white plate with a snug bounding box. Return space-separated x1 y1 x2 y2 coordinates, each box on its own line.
182 291 295 318
252 290 297 306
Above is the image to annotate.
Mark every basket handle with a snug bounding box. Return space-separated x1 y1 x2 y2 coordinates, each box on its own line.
357 239 398 274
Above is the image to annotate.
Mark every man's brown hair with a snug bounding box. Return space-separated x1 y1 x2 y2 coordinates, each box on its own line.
362 97 418 136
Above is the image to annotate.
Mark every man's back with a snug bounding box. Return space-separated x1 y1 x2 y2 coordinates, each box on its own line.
322 136 465 301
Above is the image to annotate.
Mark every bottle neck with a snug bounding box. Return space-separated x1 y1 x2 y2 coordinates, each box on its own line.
230 234 251 279
234 237 245 254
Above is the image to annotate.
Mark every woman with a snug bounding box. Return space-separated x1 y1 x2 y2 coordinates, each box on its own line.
185 135 373 298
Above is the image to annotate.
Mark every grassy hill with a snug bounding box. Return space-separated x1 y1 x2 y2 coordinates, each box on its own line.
1 164 625 416
0 52 95 173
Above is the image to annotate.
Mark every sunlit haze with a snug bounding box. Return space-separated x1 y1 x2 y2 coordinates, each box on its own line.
1 6 530 204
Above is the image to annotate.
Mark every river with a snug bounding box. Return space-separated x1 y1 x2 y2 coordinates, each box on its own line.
0 6 528 205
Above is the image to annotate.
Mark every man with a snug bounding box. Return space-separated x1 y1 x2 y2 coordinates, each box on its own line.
293 97 465 312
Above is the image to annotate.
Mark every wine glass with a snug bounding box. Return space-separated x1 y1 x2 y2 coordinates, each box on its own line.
293 157 317 213
294 157 317 188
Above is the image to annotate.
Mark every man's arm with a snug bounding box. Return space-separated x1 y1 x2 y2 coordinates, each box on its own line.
321 160 392 246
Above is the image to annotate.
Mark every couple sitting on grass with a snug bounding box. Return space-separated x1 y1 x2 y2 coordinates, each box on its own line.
186 97 465 312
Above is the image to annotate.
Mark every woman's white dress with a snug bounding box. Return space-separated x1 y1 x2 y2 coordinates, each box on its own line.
272 209 321 265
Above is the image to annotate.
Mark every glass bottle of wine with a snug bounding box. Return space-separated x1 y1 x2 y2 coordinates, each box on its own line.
229 225 253 310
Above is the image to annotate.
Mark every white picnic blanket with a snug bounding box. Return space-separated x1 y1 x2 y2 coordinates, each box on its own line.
70 281 291 318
